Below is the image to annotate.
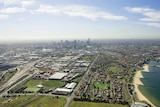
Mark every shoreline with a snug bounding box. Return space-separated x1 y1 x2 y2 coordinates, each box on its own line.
134 64 155 107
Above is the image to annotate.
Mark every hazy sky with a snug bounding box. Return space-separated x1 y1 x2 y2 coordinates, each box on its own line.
0 0 160 41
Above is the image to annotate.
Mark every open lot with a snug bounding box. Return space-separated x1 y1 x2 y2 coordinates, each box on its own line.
70 101 128 107
0 72 3 77
0 95 66 107
71 76 82 83
0 98 8 102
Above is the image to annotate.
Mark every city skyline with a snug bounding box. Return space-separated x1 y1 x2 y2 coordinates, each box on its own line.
0 0 160 41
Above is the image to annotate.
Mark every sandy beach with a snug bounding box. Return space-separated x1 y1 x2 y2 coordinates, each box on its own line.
134 64 155 107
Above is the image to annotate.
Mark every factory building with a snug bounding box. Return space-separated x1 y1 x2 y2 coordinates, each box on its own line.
65 82 77 89
49 72 68 80
53 82 77 95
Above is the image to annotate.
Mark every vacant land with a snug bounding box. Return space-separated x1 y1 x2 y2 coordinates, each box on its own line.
0 72 3 77
71 76 82 83
0 98 8 102
25 79 66 89
0 95 66 107
70 101 128 107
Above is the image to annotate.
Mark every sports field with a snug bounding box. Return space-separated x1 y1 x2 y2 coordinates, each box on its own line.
107 66 121 73
25 79 66 89
93 82 110 89
24 87 40 92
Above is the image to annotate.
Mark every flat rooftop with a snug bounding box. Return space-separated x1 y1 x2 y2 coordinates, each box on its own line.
49 72 68 80
133 102 148 107
65 82 77 89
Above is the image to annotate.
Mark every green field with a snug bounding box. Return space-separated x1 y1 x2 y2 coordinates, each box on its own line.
71 76 82 83
107 66 121 73
25 79 66 89
0 72 3 77
81 55 95 61
24 87 41 92
70 101 128 107
0 98 8 102
93 82 110 90
0 95 66 107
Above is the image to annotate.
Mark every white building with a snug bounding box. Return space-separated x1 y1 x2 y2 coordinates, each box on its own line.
49 72 68 80
132 102 149 107
65 82 77 89
53 88 73 95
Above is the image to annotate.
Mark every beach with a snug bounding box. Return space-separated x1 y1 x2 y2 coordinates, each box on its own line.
134 64 155 107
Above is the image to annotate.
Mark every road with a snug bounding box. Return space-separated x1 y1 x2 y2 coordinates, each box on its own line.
64 54 99 107
0 58 47 97
0 55 99 107
7 93 67 98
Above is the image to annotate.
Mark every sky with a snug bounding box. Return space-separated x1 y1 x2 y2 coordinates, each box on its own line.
0 0 160 42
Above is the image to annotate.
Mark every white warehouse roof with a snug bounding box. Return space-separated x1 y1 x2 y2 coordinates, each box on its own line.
65 82 77 89
49 72 68 80
54 88 73 93
133 102 148 107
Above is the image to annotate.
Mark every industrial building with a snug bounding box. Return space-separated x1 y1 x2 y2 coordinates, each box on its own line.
132 102 149 107
49 72 68 80
65 82 77 89
53 82 77 95
52 88 73 95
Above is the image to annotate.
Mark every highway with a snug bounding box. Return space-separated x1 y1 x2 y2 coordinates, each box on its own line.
7 93 67 98
0 58 47 97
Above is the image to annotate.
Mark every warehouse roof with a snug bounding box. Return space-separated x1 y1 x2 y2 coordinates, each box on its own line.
49 72 68 80
54 88 73 93
132 102 148 107
65 82 77 89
